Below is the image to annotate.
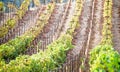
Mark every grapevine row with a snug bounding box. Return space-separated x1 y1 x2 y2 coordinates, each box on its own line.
0 3 55 62
0 0 30 38
89 0 120 71
0 0 84 71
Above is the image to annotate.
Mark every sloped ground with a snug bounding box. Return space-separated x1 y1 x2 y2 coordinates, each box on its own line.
0 0 119 71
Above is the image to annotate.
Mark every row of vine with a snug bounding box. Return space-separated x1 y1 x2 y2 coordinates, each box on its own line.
0 3 55 63
0 0 84 71
89 0 120 71
0 0 30 38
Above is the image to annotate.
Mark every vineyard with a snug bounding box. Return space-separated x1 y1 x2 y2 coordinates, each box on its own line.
0 0 120 72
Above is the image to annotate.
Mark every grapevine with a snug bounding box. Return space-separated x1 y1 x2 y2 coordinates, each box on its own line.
89 0 120 71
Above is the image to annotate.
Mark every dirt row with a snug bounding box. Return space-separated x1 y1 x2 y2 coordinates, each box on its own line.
112 0 120 53
84 0 104 71
65 0 103 71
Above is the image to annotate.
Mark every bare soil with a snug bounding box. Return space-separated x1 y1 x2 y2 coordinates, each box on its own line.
66 0 103 71
112 0 120 53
